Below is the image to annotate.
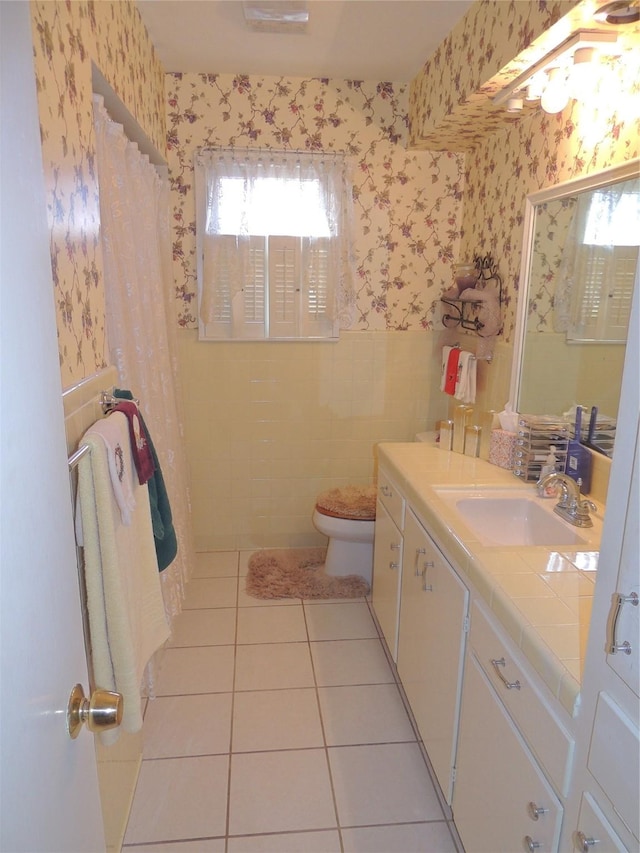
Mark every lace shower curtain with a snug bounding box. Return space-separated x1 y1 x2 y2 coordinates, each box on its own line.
93 95 194 625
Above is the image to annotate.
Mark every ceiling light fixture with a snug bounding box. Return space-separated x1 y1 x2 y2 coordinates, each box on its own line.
493 30 619 115
594 0 640 25
243 1 309 33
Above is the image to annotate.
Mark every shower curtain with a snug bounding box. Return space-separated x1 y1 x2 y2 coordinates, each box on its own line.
93 95 194 627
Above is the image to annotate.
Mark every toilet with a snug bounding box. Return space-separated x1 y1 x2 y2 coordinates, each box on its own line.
312 485 377 584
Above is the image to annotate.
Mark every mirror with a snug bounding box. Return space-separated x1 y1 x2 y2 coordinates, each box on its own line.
511 160 639 457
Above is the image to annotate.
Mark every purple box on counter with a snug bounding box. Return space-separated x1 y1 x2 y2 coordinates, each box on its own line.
488 429 517 470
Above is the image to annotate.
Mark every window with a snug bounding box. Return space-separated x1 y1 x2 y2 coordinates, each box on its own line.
563 179 639 343
195 149 353 340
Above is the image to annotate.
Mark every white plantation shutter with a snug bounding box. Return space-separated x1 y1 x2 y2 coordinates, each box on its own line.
269 236 299 338
200 235 266 339
568 245 637 342
195 148 353 340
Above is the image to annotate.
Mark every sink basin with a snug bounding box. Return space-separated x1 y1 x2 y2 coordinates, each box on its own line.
434 488 592 547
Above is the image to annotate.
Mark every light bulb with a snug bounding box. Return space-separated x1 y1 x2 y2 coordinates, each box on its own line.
540 67 570 114
525 74 546 101
568 48 598 101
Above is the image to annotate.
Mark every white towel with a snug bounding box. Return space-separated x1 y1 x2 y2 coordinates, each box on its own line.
454 351 477 403
76 413 169 745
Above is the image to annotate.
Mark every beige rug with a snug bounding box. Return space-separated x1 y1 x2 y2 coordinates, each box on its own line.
246 547 370 600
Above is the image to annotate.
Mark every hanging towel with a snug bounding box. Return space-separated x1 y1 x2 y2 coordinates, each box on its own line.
113 400 155 485
441 346 461 395
114 389 178 572
454 351 477 404
76 412 170 745
459 288 502 338
83 409 136 525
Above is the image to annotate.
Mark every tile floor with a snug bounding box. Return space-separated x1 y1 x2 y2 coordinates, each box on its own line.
122 551 461 852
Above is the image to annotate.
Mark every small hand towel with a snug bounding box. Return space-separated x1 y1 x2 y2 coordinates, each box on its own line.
440 345 451 392
113 401 155 485
459 288 502 337
454 351 477 404
443 347 460 395
114 389 178 572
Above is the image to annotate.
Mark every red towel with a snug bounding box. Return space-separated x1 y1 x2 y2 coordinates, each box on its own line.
444 348 460 395
113 401 155 485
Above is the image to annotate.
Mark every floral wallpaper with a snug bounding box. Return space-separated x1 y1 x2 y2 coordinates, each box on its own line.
409 0 578 150
30 0 166 386
528 197 576 332
165 74 465 331
408 0 640 348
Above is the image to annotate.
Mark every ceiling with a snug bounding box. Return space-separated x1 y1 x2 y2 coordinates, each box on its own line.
136 0 474 82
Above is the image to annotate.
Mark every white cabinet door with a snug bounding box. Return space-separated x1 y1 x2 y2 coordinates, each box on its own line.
397 509 468 804
574 792 627 853
372 500 403 661
453 654 563 853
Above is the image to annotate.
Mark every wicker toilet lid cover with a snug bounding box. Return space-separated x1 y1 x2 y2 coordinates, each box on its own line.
315 485 377 520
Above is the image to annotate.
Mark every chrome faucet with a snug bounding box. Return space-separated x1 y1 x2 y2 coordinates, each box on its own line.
537 472 597 528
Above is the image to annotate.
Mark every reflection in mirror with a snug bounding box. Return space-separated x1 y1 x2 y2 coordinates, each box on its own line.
512 162 639 457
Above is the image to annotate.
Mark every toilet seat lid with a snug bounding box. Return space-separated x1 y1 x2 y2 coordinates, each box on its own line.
315 485 377 521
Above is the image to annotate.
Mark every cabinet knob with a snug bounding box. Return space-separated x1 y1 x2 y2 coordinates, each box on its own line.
389 562 399 570
390 542 401 551
380 485 392 497
414 547 426 576
524 836 541 852
528 802 548 821
575 831 599 852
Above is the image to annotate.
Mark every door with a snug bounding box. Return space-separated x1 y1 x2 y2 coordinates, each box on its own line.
0 4 105 851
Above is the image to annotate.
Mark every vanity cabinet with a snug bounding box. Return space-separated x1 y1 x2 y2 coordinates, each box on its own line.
396 508 469 804
453 651 563 853
452 598 571 852
372 469 405 661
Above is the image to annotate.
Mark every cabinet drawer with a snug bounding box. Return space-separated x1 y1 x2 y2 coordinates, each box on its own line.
470 600 574 796
377 469 405 531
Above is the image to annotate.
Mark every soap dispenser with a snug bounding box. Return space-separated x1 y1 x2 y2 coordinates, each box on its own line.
539 446 558 498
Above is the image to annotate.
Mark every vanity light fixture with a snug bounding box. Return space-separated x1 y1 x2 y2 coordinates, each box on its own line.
493 30 620 115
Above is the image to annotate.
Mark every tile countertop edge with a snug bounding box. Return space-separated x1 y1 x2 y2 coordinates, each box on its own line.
376 441 603 719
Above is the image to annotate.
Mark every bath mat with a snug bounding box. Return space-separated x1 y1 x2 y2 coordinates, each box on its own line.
246 547 370 600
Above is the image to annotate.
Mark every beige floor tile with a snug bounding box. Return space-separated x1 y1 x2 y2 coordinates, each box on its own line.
236 604 307 644
124 756 228 844
341 821 458 852
183 577 237 609
143 694 232 758
235 643 315 691
232 688 323 752
194 550 239 577
237 583 301 607
310 639 394 686
228 749 336 836
167 608 236 647
227 830 341 852
317 684 415 746
328 743 444 826
155 646 235 696
304 602 378 641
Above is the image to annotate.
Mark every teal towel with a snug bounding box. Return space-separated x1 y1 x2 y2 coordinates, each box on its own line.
114 389 178 572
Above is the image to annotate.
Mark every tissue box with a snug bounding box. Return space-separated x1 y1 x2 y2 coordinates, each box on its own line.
489 429 517 469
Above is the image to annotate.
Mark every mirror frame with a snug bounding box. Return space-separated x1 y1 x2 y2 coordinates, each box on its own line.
509 157 640 413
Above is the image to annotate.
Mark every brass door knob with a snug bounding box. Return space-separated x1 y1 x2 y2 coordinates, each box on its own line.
67 683 123 739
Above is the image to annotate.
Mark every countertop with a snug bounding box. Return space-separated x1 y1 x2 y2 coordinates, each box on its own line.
377 441 604 718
